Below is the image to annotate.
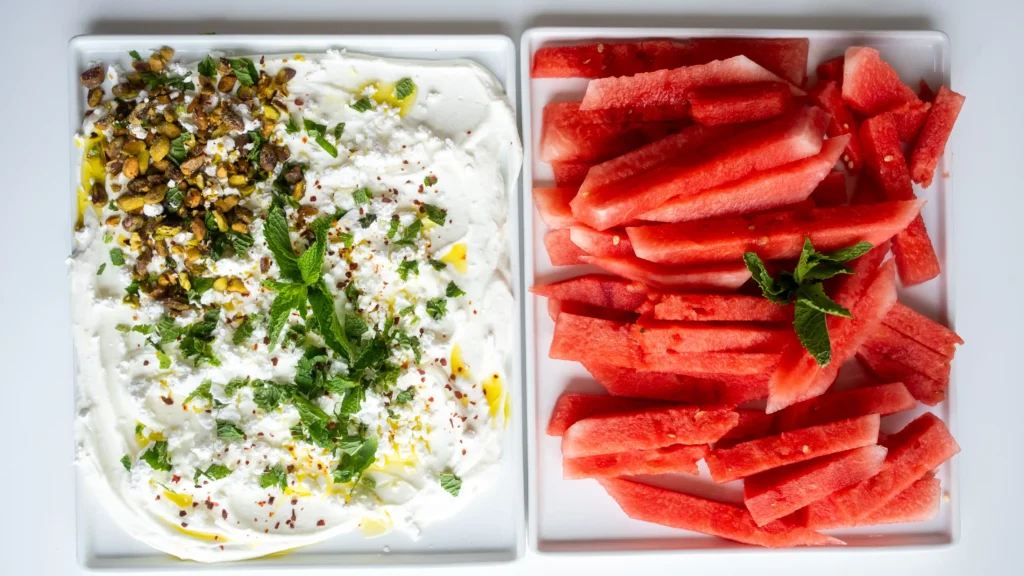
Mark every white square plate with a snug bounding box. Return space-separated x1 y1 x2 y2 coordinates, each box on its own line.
521 27 957 553
68 34 524 570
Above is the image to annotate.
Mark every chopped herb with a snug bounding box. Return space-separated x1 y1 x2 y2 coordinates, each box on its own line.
165 186 183 211
224 376 250 396
344 282 359 303
439 472 462 497
232 314 260 345
96 263 106 275
386 218 400 239
303 118 328 135
350 97 373 112
358 214 377 228
445 281 465 298
252 380 289 411
125 279 140 297
395 219 422 247
115 324 131 333
345 315 368 340
227 230 254 256
197 55 217 78
141 441 172 472
352 188 371 205
397 260 419 281
423 204 447 225
361 475 377 489
259 464 288 491
285 117 300 134
109 248 125 266
120 455 132 471
156 350 172 370
399 305 415 316
333 123 345 139
424 174 438 187
198 464 231 481
339 231 354 248
332 435 377 483
426 297 447 320
314 134 338 157
394 387 415 404
129 50 142 60
168 134 188 165
102 231 113 244
228 57 259 87
184 380 213 405
216 420 245 440
428 259 447 271
246 130 263 162
394 77 415 100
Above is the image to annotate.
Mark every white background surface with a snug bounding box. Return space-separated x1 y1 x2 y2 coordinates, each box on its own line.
0 1 1021 575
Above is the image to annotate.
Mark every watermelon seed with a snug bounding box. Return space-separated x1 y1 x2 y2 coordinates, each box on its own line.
883 154 894 162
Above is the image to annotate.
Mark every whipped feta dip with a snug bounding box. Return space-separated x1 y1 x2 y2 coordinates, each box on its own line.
70 48 521 562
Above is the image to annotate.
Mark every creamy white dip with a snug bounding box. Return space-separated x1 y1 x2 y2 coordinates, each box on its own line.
70 50 521 562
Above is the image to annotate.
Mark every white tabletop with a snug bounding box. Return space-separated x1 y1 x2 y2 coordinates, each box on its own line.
1 0 1021 574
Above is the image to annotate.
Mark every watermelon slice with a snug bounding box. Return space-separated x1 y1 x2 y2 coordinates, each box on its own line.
531 274 648 312
688 82 793 126
549 314 641 369
644 350 781 377
684 38 810 86
572 107 829 230
569 225 634 258
600 477 841 548
561 405 738 457
861 324 952 382
744 445 888 526
580 255 751 291
717 410 778 449
639 322 790 354
652 293 793 322
581 55 801 113
841 46 920 116
808 80 863 172
563 444 710 479
910 86 966 188
540 114 683 163
543 100 690 125
879 100 932 142
547 299 639 324
825 240 891 305
533 187 577 230
775 382 917 432
578 124 742 199
810 170 848 207
638 135 849 223
825 413 959 522
544 228 585 266
816 56 844 83
627 200 923 265
531 40 695 79
882 302 963 357
859 115 941 286
546 393 668 436
766 260 898 413
584 362 770 406
856 348 948 406
552 161 593 187
805 476 941 529
918 80 936 102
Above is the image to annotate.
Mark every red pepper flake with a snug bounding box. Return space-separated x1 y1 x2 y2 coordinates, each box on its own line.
310 196 317 202
271 357 279 366
428 397 434 402
171 475 181 483
291 498 298 505
263 336 270 345
462 449 467 455
161 396 174 405
295 98 304 106
222 509 228 520
440 358 448 367
275 522 280 529
179 510 187 517
317 519 326 527
181 522 188 528
268 496 275 505
143 360 150 366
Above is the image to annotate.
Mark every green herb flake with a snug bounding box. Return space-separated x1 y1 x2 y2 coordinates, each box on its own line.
120 455 132 471
259 464 288 491
386 218 400 239
197 55 217 78
394 387 415 405
350 97 373 112
285 117 300 134
394 77 415 100
428 259 447 272
439 472 462 497
96 263 106 275
216 420 246 441
358 214 377 228
109 248 125 266
141 441 172 472
228 57 259 87
352 188 371 205
233 314 260 345
165 186 184 211
397 260 419 281
200 464 231 481
445 281 466 298
423 204 447 226
129 50 142 60
340 231 354 248
426 297 447 321
333 123 345 139
102 231 113 244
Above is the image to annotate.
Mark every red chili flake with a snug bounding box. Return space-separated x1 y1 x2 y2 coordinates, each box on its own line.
275 522 280 529
179 511 187 517
295 98 304 106
161 396 174 405
428 397 434 402
291 509 297 522
171 475 181 483
454 390 463 399
292 498 298 505
181 522 188 528
143 360 150 366
222 509 228 520
310 196 317 202
263 336 270 345
155 495 161 500
268 496 275 505
440 358 448 367
271 357 279 366
192 502 198 508
462 449 467 455
205 501 214 510
467 130 472 135
317 519 326 527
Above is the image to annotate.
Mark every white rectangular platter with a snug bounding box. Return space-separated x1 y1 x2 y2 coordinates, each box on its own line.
521 27 957 553
68 34 524 570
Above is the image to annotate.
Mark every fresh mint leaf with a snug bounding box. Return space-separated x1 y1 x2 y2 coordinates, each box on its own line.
445 281 465 298
168 134 188 165
350 97 373 112
345 315 368 340
297 218 330 285
793 238 817 285
97 263 106 275
397 259 418 281
794 303 832 367
141 441 172 472
823 242 873 264
224 376 249 396
743 252 790 303
332 435 377 483
386 218 400 239
801 261 854 282
796 283 853 318
156 350 171 370
352 188 371 205
423 204 447 225
307 281 353 361
267 282 308 349
228 57 259 87
339 386 366 416
200 464 231 481
232 314 260 345
426 297 447 321
399 305 415 316
120 455 132 471
326 376 359 394
291 395 331 427
358 214 376 228
259 464 287 491
285 117 300 134
197 55 217 78
110 248 125 266
314 134 338 157
352 337 388 372
303 118 327 135
264 204 302 282
428 259 447 271
165 186 183 211
394 78 415 100
216 420 246 440
252 380 289 411
344 282 359 303
129 50 142 60
125 279 140 297
102 231 113 244
227 230 254 256
339 231 354 248
246 129 263 162
191 277 215 297
394 332 422 363
333 123 345 139
439 472 462 497
394 387 415 404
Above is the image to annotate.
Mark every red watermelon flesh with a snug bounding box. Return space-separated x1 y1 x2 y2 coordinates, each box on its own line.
811 170 848 207
627 200 923 266
766 260 898 413
859 115 941 286
705 414 880 483
639 321 791 354
552 161 593 187
533 187 577 230
638 135 849 224
827 413 959 522
652 293 793 322
572 107 829 230
850 174 887 205
882 302 963 357
570 225 634 258
910 86 966 188
816 56 844 83
580 255 751 291
531 40 695 79
549 313 641 369
775 382 917 432
546 393 668 436
861 324 952 382
563 444 710 479
918 80 936 102
685 38 810 86
805 476 941 529
744 445 888 526
841 46 920 116
584 361 770 406
825 240 891 305
644 350 782 377
808 80 863 172
544 228 586 266
540 115 683 163
547 298 640 324
688 81 794 126
716 410 778 449
561 405 739 457
578 124 742 199
599 478 843 548
856 348 948 406
581 55 800 113
531 274 648 312
543 100 692 125
879 100 932 142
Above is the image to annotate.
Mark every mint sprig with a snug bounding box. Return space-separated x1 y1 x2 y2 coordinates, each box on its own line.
744 238 871 366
